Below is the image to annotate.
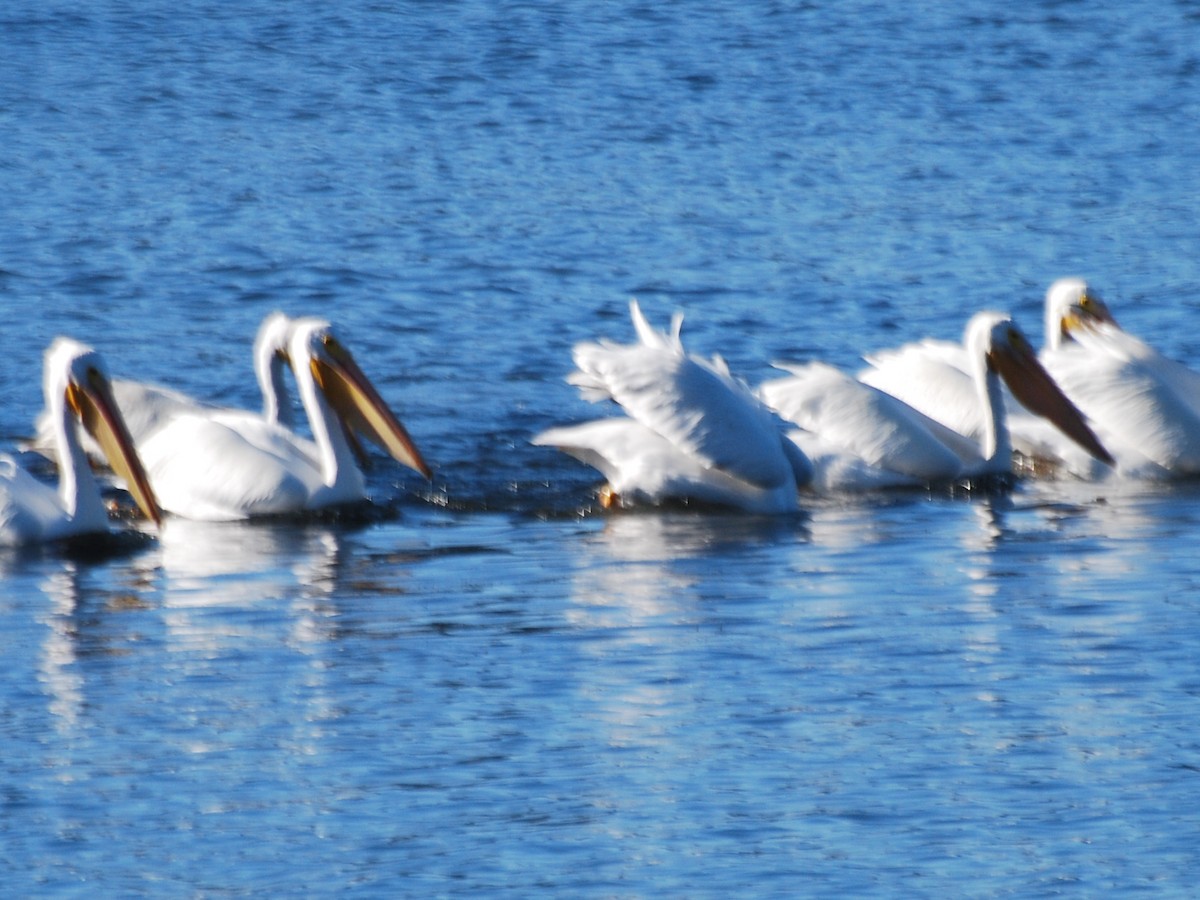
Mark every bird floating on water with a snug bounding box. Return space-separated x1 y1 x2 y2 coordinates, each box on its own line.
533 300 811 513
1028 277 1200 479
2 338 162 547
29 311 296 462
137 317 431 521
763 311 1114 491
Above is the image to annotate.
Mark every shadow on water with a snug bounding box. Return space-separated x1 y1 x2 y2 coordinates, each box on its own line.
580 504 813 555
0 527 157 570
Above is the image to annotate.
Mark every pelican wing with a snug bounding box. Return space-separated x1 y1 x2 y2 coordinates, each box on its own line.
112 380 218 443
1074 322 1200 419
1045 327 1200 473
629 299 684 351
140 413 319 521
1 456 68 545
533 418 799 512
780 429 937 492
863 337 970 375
858 339 987 440
569 341 794 491
534 419 709 495
27 378 214 460
762 362 969 482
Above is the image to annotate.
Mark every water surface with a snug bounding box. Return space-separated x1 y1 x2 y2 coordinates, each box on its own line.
4 1 1200 895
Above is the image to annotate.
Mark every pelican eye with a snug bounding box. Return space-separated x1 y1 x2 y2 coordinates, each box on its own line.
321 334 352 362
74 366 109 399
1007 328 1029 350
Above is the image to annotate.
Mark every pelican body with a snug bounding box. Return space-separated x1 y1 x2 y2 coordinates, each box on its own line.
2 339 162 547
1033 278 1200 478
762 312 1113 491
534 301 810 513
138 317 431 521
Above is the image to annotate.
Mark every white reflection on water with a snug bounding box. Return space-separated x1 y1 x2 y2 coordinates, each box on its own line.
36 566 85 735
31 555 158 738
947 484 1197 779
144 518 361 758
565 510 810 631
150 518 347 653
26 519 374 760
566 514 699 631
563 511 808 748
564 514 701 750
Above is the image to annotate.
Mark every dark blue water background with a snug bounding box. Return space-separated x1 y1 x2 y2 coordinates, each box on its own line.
4 1 1200 894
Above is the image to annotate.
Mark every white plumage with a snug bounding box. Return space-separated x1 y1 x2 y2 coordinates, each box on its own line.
2 338 162 546
137 317 431 520
763 311 1113 491
30 312 295 462
1031 277 1200 479
533 300 810 513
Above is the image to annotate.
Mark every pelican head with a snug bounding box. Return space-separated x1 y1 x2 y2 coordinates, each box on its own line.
967 311 1114 467
45 338 164 527
1044 277 1118 351
289 318 433 479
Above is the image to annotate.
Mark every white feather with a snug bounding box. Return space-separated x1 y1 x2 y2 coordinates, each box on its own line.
1008 278 1200 479
3 339 158 546
138 318 425 520
534 300 808 513
764 312 1111 491
1042 322 1200 476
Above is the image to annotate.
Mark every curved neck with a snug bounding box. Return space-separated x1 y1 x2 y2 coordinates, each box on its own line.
294 358 363 495
972 357 1011 472
49 389 106 525
257 352 294 429
1044 307 1064 353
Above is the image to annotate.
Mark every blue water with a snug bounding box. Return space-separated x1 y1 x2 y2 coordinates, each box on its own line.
4 1 1200 894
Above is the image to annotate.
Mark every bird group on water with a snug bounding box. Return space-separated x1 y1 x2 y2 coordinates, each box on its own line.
2 316 430 547
4 278 1199 548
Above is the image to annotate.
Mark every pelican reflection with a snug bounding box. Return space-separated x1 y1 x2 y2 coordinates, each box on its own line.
153 519 350 656
32 557 157 735
37 566 85 733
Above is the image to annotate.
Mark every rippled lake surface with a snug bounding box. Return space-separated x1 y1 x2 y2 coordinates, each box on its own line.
4 1 1200 894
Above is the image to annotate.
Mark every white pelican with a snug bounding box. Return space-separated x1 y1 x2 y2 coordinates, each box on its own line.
29 311 296 460
761 311 1113 491
533 300 811 513
1043 277 1118 354
1032 277 1200 478
137 317 432 520
2 338 162 547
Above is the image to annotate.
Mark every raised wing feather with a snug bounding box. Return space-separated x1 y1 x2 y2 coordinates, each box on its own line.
570 341 794 490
